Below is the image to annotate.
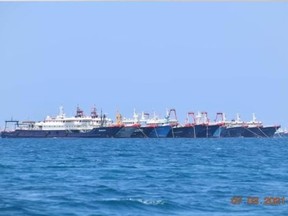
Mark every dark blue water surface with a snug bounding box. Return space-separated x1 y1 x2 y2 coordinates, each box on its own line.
1 138 288 216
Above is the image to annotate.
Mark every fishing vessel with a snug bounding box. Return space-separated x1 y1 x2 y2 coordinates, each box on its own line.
0 107 281 139
168 112 198 138
131 109 177 138
113 110 141 138
1 106 122 138
218 113 247 137
274 128 288 137
168 112 222 138
195 112 223 138
241 114 280 138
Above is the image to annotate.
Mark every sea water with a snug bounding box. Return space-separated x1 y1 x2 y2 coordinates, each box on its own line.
0 138 288 216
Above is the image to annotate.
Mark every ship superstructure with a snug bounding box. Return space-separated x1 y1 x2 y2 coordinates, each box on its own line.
0 107 280 138
1 106 122 138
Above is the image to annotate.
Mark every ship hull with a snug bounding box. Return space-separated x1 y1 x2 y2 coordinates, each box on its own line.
148 125 171 138
131 125 171 138
167 126 197 138
167 125 220 138
220 126 246 137
114 126 137 138
242 126 280 137
195 125 220 138
0 126 122 138
131 127 154 138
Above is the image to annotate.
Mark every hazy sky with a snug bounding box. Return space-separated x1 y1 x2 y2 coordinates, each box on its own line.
0 3 287 128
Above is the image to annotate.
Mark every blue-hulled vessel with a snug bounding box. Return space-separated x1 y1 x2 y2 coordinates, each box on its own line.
220 113 280 138
241 114 280 137
114 111 141 138
131 109 178 138
218 113 247 137
1 106 122 138
168 111 222 138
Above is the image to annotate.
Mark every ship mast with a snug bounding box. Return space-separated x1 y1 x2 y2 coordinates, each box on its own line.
75 106 84 118
186 112 196 126
91 106 98 118
201 112 209 125
167 108 178 126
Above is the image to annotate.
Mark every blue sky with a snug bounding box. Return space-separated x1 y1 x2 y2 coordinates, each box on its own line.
0 3 287 127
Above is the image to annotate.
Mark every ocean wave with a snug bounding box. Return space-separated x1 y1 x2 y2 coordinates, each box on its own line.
95 197 167 208
1 138 287 216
